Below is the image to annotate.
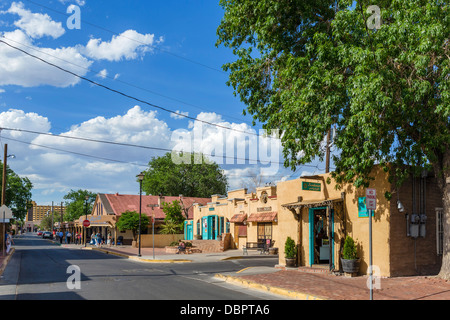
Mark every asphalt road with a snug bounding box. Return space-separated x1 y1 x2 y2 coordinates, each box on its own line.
0 233 286 301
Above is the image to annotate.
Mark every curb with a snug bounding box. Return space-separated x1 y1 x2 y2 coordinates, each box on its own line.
214 273 327 300
86 247 192 263
0 248 15 277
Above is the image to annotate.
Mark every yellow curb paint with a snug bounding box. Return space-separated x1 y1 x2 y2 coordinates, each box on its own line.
91 248 192 263
236 267 253 274
214 274 326 300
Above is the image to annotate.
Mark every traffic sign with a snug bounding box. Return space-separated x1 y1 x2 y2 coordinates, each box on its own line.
366 188 376 210
83 220 90 227
1 205 13 219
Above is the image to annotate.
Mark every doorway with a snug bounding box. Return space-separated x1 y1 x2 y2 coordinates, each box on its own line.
309 207 334 267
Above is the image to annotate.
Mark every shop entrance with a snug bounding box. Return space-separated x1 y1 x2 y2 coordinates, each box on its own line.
309 207 334 268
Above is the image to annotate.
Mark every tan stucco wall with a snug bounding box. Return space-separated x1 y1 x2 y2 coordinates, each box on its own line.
277 167 392 277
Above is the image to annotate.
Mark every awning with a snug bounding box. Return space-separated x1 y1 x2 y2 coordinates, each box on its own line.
247 212 277 222
230 213 247 223
282 198 343 210
75 215 116 227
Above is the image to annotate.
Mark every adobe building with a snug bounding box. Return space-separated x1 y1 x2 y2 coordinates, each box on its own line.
190 186 280 252
190 165 443 278
278 166 443 277
74 193 209 246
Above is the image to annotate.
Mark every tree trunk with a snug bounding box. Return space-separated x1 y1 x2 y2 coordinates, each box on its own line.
438 150 450 280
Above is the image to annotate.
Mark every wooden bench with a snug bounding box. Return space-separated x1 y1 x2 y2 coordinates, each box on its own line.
242 242 264 255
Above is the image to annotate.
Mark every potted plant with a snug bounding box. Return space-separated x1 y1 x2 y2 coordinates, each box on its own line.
284 237 296 267
341 236 360 274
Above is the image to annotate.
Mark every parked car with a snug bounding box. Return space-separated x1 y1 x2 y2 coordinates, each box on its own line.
37 231 43 236
42 231 53 239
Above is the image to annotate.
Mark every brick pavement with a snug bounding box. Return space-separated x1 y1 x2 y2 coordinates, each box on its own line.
227 270 450 300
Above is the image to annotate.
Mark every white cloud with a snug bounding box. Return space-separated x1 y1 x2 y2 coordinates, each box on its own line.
96 68 108 79
0 30 93 87
81 29 158 61
170 110 189 120
58 0 86 6
4 2 65 39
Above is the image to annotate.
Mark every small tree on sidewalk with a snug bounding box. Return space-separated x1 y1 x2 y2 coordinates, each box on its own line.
160 200 185 234
116 211 149 241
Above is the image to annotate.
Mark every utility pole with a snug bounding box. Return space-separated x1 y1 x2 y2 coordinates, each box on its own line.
2 144 7 256
325 129 331 173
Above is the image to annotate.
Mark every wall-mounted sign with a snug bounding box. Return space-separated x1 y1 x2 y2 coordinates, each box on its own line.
257 207 272 212
302 182 321 191
209 207 215 211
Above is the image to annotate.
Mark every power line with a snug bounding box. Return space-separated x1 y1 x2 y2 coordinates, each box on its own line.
23 0 226 74
0 126 331 170
0 136 150 168
0 39 271 139
0 34 251 126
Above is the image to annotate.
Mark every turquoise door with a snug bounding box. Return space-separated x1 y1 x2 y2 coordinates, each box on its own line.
309 207 334 267
185 222 193 240
202 217 209 240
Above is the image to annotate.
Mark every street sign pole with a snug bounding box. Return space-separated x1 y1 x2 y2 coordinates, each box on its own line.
366 188 376 301
369 208 373 300
147 204 159 259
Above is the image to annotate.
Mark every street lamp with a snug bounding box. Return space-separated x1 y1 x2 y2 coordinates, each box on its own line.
137 172 145 257
84 195 89 248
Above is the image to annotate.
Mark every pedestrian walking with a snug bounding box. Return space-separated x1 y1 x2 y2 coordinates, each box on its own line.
107 233 112 247
66 231 72 244
58 230 64 244
6 231 14 254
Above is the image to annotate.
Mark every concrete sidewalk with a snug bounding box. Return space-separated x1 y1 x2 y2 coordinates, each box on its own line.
12 238 450 300
66 243 450 300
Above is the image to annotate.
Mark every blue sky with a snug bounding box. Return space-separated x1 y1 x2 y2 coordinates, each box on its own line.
0 0 331 206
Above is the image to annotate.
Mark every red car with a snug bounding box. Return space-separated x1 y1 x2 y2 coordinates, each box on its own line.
37 231 43 236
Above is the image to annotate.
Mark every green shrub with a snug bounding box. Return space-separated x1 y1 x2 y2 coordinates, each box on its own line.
284 237 296 259
342 236 358 260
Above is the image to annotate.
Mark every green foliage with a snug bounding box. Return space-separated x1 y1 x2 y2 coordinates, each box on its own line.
159 220 183 234
116 210 150 240
142 152 228 198
0 161 33 222
160 200 185 234
342 236 358 260
284 237 296 259
217 0 450 192
161 200 185 225
63 189 97 221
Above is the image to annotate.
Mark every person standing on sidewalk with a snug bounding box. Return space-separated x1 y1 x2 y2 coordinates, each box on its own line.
107 233 112 247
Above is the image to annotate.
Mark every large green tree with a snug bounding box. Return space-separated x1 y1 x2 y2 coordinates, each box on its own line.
217 0 450 278
142 152 228 198
0 161 33 222
63 189 96 222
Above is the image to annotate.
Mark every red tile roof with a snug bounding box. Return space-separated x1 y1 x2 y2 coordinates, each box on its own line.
103 194 210 220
